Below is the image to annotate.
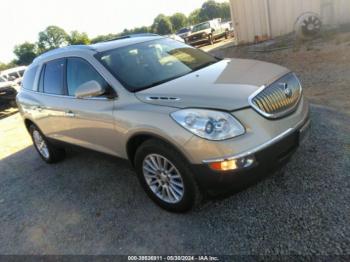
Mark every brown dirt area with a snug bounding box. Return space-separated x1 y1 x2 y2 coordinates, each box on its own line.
210 32 350 115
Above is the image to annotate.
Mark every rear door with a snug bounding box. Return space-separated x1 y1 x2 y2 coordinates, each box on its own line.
34 58 72 141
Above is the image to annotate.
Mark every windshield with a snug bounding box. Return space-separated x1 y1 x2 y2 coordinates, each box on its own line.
0 77 4 83
96 38 219 92
177 28 190 34
192 22 210 32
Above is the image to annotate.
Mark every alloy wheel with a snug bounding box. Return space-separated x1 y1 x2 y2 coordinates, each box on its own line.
142 154 184 204
32 130 50 159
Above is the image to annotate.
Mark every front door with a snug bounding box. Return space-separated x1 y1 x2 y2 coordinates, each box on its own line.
61 57 118 156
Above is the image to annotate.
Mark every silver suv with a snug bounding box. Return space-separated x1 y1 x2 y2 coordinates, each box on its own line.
17 36 310 212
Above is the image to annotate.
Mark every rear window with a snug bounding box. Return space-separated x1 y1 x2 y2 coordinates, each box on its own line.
22 66 38 90
43 59 65 95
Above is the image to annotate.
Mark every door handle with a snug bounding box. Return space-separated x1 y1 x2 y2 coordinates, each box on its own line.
65 111 75 117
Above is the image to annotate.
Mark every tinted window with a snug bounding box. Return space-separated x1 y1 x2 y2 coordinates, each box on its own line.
67 58 107 96
177 28 190 34
43 59 65 95
96 38 219 92
192 22 210 32
22 66 38 90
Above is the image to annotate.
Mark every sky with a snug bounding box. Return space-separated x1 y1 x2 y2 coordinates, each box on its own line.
0 0 228 63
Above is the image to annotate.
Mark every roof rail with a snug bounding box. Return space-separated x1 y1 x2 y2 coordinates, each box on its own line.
103 33 160 43
33 45 96 62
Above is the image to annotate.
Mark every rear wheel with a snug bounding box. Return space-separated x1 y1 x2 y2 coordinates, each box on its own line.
208 34 214 45
225 30 229 39
29 125 65 163
134 139 201 212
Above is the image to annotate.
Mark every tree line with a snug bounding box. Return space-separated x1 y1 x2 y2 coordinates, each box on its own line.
0 0 230 70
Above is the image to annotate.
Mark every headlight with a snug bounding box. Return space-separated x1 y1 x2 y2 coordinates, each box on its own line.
171 109 245 141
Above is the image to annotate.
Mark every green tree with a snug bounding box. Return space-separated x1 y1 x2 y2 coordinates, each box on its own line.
151 14 167 33
170 13 188 32
90 33 117 44
0 62 10 71
13 42 37 65
154 16 173 35
219 2 232 21
68 31 90 45
38 26 69 52
0 61 17 71
198 1 231 22
188 9 201 25
120 26 150 36
199 0 222 21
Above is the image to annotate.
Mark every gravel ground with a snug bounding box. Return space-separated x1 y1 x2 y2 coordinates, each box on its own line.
0 106 349 255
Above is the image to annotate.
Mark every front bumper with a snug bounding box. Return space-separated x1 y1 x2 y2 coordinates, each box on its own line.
187 36 208 45
191 116 310 192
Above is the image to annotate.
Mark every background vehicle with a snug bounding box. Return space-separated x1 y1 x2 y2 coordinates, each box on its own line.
17 36 309 212
0 75 18 106
186 18 230 46
221 21 234 37
1 66 27 86
176 27 192 41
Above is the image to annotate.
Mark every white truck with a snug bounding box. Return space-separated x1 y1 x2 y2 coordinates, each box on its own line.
185 18 230 46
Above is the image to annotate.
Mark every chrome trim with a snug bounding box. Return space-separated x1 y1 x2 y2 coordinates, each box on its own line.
22 88 115 101
202 115 309 164
248 73 302 119
146 96 181 101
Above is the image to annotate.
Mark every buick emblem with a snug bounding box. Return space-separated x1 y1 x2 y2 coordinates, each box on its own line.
280 83 293 98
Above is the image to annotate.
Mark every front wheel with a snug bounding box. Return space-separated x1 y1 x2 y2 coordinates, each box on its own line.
134 139 201 212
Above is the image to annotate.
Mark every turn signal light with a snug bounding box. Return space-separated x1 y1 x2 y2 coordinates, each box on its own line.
210 160 237 171
208 156 255 172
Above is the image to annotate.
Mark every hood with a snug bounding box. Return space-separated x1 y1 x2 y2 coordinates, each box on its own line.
135 59 290 111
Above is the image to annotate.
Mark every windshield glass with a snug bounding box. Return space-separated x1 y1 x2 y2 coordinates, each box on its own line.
192 22 210 32
96 38 219 92
177 28 190 34
0 77 4 83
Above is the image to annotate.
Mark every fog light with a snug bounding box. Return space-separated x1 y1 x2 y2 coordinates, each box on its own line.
208 155 255 171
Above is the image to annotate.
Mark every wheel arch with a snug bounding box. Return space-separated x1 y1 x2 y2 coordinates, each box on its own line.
126 132 190 167
24 118 36 132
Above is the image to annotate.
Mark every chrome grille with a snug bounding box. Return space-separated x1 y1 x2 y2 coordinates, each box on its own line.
249 73 302 119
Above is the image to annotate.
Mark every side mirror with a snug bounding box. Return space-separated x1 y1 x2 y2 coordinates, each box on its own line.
75 80 105 98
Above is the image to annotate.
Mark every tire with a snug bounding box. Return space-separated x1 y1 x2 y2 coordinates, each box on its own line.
225 30 229 39
9 100 17 108
134 139 202 212
29 124 65 164
208 34 214 45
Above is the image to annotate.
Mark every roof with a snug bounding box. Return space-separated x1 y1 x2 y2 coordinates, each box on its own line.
90 35 163 52
33 35 164 64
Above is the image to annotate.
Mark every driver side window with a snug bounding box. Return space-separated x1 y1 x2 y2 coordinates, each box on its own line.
66 57 109 96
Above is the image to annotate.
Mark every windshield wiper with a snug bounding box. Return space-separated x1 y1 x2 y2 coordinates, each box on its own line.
193 60 218 71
